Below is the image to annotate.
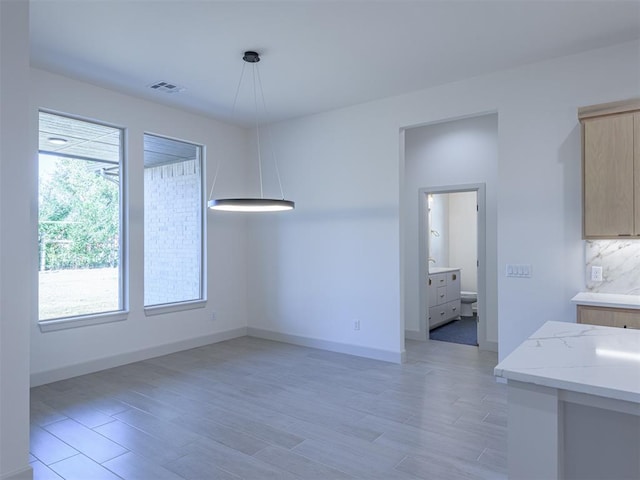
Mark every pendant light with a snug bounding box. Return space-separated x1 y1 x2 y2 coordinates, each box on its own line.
208 51 295 213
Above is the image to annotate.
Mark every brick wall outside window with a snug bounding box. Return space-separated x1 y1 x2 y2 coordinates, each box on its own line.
144 159 201 306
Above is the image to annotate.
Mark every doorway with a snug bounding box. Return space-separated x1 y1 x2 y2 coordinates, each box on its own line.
419 184 486 347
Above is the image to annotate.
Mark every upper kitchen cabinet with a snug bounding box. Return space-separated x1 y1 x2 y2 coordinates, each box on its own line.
579 100 640 239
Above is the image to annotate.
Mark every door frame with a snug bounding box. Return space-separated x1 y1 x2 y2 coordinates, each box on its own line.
418 183 487 348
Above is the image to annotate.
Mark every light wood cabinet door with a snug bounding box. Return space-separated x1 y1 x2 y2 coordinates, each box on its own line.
577 305 640 330
583 113 635 238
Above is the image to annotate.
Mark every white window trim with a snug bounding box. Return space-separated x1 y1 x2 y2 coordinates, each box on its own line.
38 310 129 332
143 132 206 310
37 110 128 328
144 299 206 317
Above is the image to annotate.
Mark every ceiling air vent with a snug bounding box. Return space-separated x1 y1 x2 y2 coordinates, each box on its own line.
148 81 185 94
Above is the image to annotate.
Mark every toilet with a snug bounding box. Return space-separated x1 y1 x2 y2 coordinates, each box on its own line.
460 291 477 317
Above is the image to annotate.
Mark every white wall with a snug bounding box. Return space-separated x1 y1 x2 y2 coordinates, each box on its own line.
405 115 498 342
246 111 405 362
449 191 478 294
30 69 251 384
1 1 32 478
247 40 640 361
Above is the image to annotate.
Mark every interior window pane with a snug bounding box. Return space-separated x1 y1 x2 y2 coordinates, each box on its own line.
38 112 123 320
144 134 203 307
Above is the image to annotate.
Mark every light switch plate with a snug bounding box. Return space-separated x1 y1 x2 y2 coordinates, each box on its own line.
506 264 532 278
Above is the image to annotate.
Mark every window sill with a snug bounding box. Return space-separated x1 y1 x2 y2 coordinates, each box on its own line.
144 299 206 317
38 310 129 333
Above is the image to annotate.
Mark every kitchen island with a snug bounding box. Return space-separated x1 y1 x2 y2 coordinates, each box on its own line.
494 321 640 479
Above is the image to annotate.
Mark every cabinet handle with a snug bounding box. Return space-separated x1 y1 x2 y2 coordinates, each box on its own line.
429 279 432 286
440 294 445 298
452 274 457 280
440 311 445 315
452 307 457 311
618 234 632 237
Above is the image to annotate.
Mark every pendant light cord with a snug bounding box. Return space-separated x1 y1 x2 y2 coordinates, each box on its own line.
256 66 286 200
208 52 289 204
252 64 264 199
208 62 247 202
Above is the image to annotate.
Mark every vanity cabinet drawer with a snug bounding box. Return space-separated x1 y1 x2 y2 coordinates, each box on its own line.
436 286 447 304
428 274 446 306
429 305 448 327
447 299 461 318
428 272 459 305
429 300 462 329
577 305 640 330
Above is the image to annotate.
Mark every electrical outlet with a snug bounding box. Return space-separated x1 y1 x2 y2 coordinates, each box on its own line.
591 266 603 282
354 320 360 331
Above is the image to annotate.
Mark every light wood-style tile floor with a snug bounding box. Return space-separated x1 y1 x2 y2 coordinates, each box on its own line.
30 337 507 479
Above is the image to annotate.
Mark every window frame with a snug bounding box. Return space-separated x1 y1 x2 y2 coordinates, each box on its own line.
37 109 128 332
142 132 206 315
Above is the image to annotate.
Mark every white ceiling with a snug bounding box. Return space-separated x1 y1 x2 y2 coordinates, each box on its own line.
30 1 640 127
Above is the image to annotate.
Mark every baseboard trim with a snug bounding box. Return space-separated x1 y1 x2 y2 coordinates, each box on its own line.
1 465 32 480
247 327 404 364
404 329 426 341
480 340 498 353
30 327 247 387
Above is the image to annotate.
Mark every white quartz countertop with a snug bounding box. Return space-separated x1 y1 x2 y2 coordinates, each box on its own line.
428 267 459 274
494 321 640 404
571 292 640 309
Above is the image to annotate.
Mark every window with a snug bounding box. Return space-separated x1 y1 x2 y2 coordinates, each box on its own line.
144 134 204 308
38 111 125 323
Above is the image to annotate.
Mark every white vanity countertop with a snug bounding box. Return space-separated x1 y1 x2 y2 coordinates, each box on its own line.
428 267 460 274
494 321 640 404
571 292 640 309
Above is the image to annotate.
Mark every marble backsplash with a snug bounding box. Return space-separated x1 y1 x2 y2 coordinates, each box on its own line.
585 240 640 294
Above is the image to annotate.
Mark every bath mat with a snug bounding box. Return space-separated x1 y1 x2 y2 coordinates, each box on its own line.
429 316 478 346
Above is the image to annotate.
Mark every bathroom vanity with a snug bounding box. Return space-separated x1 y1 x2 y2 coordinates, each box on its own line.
495 321 640 479
427 267 460 329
